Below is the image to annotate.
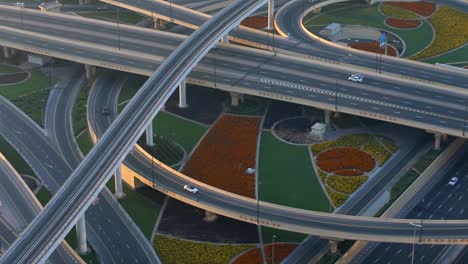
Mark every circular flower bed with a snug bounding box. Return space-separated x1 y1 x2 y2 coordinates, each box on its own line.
316 147 375 173
383 1 436 17
232 244 297 264
386 18 421 29
350 41 397 56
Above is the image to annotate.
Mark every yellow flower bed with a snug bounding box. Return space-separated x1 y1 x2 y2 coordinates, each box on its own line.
412 6 468 60
327 175 368 194
154 234 254 264
318 170 327 182
380 4 419 19
311 134 372 155
381 137 399 153
363 142 391 166
325 186 349 207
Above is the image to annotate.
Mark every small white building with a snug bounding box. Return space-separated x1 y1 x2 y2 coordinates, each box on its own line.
27 54 51 66
309 123 326 140
324 23 341 37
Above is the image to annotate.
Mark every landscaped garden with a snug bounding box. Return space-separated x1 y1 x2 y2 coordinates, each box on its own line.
154 234 254 264
232 243 297 264
182 114 260 198
311 134 399 207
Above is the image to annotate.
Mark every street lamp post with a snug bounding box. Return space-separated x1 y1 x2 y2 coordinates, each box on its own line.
409 222 423 264
271 235 277 264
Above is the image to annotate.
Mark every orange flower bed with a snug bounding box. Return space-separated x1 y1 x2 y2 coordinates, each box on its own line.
316 147 375 173
350 41 397 56
383 2 435 16
386 18 421 28
182 115 260 198
241 16 268 29
232 244 297 264
334 169 363 176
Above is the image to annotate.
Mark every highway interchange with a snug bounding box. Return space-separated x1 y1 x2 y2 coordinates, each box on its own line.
1 0 468 262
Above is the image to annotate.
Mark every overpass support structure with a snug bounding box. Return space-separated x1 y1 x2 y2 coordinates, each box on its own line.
178 80 188 108
76 216 89 255
230 92 244 106
84 64 96 84
153 18 166 30
324 110 332 125
146 124 155 146
267 0 274 30
2 46 13 58
114 167 125 199
221 34 229 43
78 0 92 5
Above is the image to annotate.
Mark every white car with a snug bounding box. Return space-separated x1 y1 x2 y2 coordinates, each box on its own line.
348 74 364 83
448 177 459 186
183 185 199 194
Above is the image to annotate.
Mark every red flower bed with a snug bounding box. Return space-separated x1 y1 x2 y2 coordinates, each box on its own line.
241 16 268 29
350 41 397 56
182 115 261 198
383 2 436 16
386 18 421 28
232 244 297 264
334 169 363 176
316 147 375 173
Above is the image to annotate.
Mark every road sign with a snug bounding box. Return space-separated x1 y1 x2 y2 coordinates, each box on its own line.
378 32 387 48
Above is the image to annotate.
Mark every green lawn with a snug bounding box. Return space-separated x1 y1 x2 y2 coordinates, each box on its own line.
36 187 53 206
0 70 51 126
76 132 94 156
0 64 22 73
304 5 433 57
422 44 468 64
153 112 207 154
0 136 35 176
259 132 330 242
79 11 146 25
72 85 90 135
118 75 147 105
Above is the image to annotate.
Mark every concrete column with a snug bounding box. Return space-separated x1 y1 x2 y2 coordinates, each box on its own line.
334 112 340 118
324 110 332 125
434 133 442 150
2 47 10 58
329 240 338 254
76 216 89 255
146 124 154 146
153 18 165 30
114 166 125 199
267 0 274 30
221 34 229 43
178 80 188 108
84 64 96 83
230 92 240 106
442 134 448 143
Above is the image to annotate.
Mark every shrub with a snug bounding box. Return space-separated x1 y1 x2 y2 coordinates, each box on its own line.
326 186 349 207
154 234 253 264
380 4 419 19
362 142 391 166
380 137 399 153
318 170 328 181
327 175 368 194
411 7 468 60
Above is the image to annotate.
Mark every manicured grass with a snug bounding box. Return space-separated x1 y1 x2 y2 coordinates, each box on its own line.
379 4 418 19
413 149 441 173
154 234 254 264
422 44 468 64
79 11 145 25
304 5 433 57
259 132 330 242
72 85 90 135
118 75 147 104
36 187 53 206
0 136 35 176
76 132 94 156
0 71 50 98
0 64 21 73
259 132 330 211
153 112 207 154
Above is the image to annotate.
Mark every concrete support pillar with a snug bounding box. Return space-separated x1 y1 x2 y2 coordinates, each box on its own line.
153 18 165 30
442 134 448 143
178 80 188 108
2 47 10 59
204 211 218 222
230 92 240 106
334 112 340 118
324 110 332 125
434 133 442 150
267 0 274 30
146 124 154 146
78 0 91 5
221 34 229 43
76 216 89 255
114 166 125 199
84 64 96 83
329 240 338 254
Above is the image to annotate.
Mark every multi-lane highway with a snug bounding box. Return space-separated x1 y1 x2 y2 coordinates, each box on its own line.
0 97 160 263
0 6 467 137
0 153 83 264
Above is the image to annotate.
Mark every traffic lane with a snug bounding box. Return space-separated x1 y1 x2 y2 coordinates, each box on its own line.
0 102 156 263
364 152 468 263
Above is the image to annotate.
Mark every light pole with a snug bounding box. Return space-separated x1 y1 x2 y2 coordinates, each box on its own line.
16 2 24 29
271 235 277 264
409 222 422 264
